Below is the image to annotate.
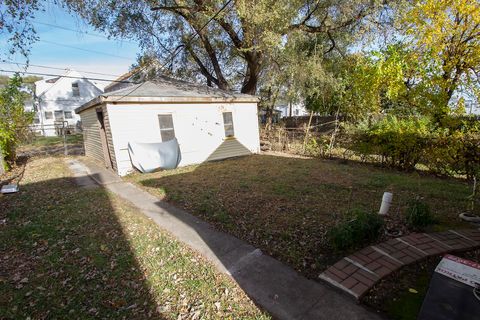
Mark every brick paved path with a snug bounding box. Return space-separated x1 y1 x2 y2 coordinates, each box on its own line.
319 228 480 299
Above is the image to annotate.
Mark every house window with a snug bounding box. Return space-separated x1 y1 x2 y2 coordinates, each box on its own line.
33 113 40 124
72 83 80 97
54 110 64 120
158 114 175 141
64 111 73 119
223 112 234 137
44 111 53 120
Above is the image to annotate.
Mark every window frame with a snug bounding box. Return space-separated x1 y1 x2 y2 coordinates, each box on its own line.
44 111 53 120
64 111 73 119
158 114 176 142
222 112 235 138
72 82 80 97
54 110 64 120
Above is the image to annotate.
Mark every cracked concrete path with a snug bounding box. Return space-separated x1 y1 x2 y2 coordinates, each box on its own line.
66 158 382 320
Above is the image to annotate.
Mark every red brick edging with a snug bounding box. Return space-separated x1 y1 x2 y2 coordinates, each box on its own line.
319 228 480 299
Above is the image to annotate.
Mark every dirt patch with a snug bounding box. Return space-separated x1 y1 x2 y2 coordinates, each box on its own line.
0 156 29 187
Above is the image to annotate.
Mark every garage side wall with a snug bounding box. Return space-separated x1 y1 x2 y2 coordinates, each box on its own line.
78 107 105 164
106 102 260 176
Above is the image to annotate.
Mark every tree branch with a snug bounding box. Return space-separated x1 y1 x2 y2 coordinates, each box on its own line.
185 44 219 86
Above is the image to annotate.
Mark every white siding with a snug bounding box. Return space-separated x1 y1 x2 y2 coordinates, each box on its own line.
79 108 105 164
35 71 103 136
106 102 260 176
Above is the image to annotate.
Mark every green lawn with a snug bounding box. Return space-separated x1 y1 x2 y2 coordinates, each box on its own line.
126 154 473 278
0 157 267 319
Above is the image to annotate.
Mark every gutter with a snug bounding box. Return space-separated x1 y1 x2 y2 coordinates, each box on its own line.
75 95 259 114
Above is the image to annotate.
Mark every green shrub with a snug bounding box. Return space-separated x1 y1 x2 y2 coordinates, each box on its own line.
0 75 34 170
328 209 384 251
345 115 480 179
350 115 431 170
304 136 330 157
405 199 436 231
424 122 480 180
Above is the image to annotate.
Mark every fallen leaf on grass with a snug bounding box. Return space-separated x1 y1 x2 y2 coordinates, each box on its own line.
408 288 418 294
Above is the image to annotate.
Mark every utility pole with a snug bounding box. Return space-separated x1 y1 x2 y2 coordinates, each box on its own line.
0 148 5 175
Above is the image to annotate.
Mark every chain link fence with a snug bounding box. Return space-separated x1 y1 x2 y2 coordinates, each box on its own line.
20 121 84 157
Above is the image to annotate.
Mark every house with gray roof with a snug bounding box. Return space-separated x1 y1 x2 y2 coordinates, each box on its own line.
75 77 260 176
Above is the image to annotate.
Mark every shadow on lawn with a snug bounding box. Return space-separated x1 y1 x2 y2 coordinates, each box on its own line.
0 175 164 319
136 154 344 275
133 153 472 280
121 153 391 319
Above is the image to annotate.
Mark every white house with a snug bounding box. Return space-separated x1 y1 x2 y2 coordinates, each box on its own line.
450 95 480 115
275 100 309 118
33 70 103 136
75 77 260 176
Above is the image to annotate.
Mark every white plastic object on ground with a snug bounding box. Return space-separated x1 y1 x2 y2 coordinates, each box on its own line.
128 139 181 173
378 192 393 215
1 184 19 194
459 212 480 223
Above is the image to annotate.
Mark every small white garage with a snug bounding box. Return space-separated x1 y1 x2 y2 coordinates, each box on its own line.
75 77 260 176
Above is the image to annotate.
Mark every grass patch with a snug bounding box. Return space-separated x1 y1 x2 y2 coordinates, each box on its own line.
19 134 84 156
385 272 430 320
0 157 267 319
126 154 473 277
23 134 83 147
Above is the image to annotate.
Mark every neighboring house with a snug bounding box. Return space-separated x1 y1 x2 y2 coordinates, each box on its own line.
462 99 480 115
258 108 282 124
450 90 480 115
75 77 260 176
103 67 140 93
275 100 309 118
33 70 103 136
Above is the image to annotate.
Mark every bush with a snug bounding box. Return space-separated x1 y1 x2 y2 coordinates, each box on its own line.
345 115 480 179
304 135 330 157
424 121 480 180
0 75 34 170
350 115 431 170
328 209 384 251
405 199 436 231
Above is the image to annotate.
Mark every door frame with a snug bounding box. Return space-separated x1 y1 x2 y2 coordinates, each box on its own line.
96 108 114 169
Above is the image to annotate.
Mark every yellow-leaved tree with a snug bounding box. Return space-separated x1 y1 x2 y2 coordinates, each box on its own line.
402 0 480 115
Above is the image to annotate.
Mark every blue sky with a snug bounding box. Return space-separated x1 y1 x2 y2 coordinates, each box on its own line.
0 2 141 86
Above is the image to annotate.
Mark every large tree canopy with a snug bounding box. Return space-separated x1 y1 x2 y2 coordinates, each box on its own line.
59 0 389 94
0 0 40 58
402 0 480 112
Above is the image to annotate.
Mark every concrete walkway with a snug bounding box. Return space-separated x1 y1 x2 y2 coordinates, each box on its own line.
66 158 382 320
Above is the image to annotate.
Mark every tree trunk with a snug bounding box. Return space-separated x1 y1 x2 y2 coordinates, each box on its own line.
241 53 260 94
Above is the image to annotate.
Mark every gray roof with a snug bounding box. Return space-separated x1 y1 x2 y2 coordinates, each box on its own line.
76 76 258 114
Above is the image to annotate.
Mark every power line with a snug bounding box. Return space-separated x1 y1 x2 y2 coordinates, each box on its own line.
0 69 138 84
33 20 137 44
110 0 234 101
0 60 122 78
38 39 134 61
152 0 234 70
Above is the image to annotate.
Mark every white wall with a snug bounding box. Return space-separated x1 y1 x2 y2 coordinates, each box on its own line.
35 71 103 136
106 102 260 176
276 101 309 118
